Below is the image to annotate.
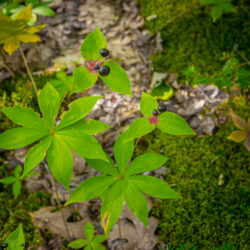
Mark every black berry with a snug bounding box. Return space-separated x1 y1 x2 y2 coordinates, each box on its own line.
1 243 8 248
158 105 166 112
100 48 109 57
152 109 158 116
94 64 100 70
99 65 110 76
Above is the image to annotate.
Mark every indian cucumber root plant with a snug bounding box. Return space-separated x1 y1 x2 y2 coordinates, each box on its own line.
0 23 195 248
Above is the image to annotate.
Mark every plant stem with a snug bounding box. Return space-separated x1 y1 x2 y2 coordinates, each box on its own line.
19 46 38 98
52 176 72 241
134 137 141 149
118 218 124 250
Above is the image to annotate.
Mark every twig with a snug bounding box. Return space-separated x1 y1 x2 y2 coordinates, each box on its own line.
19 46 38 98
118 218 124 250
52 176 72 241
0 49 14 77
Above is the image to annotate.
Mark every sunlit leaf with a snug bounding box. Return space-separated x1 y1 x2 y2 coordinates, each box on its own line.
99 61 132 96
140 92 158 117
71 66 98 94
101 180 124 238
80 27 107 61
158 112 195 135
114 131 134 174
125 117 155 142
47 135 73 191
66 176 116 205
5 224 25 250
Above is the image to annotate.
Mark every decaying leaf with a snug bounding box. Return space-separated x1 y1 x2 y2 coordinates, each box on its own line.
29 204 90 240
108 198 159 250
228 112 250 152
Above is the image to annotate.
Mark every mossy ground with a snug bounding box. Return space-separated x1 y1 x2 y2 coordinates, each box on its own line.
135 108 250 249
138 0 250 80
0 152 51 246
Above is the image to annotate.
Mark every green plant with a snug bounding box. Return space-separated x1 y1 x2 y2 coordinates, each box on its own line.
228 111 250 151
0 4 46 54
66 131 181 237
3 224 25 250
125 92 195 141
68 222 106 249
0 164 37 198
185 56 250 89
200 0 235 22
1 0 55 25
0 28 195 247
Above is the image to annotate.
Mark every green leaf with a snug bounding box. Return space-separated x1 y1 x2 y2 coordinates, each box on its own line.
0 127 48 149
56 119 111 136
22 136 52 178
32 6 56 16
129 175 181 199
68 239 87 249
58 133 107 162
71 66 98 94
38 83 60 130
151 82 174 101
47 135 73 191
12 180 21 198
93 235 106 243
56 96 102 131
101 180 124 237
211 5 223 21
80 27 107 61
5 224 25 250
140 92 158 117
91 242 106 250
124 182 148 226
14 165 22 177
125 153 167 176
114 132 134 174
65 176 116 205
221 2 235 12
86 154 119 176
227 130 247 142
230 112 247 131
0 176 17 184
1 106 47 130
158 112 195 135
84 222 95 241
125 117 155 142
99 61 132 96
50 71 72 100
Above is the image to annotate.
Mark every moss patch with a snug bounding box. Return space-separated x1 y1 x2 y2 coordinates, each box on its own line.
138 0 250 80
136 111 249 249
0 153 51 246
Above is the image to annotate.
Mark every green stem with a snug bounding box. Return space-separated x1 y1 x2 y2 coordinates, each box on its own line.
19 46 38 98
118 218 124 250
52 176 72 241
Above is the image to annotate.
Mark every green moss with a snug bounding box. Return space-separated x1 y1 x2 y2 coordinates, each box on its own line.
138 0 250 80
136 110 249 249
0 153 51 246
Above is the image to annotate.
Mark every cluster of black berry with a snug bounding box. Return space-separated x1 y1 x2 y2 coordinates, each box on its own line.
94 48 110 76
152 105 166 116
0 243 8 250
